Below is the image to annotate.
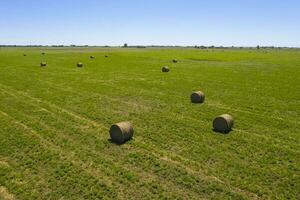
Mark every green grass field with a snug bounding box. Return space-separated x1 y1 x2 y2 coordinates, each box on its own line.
0 47 299 200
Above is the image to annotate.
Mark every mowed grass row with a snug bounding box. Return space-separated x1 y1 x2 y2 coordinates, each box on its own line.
0 47 299 199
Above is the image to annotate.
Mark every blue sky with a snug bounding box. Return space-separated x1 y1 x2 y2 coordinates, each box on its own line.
0 0 299 46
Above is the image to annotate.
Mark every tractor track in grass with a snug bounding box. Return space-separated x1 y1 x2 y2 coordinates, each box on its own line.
1 79 298 152
1 115 253 199
0 110 122 199
0 105 234 199
1 82 298 159
0 81 298 198
8 111 209 199
1 79 297 151
0 92 232 199
0 85 261 199
2 69 298 134
0 110 146 199
1 63 298 125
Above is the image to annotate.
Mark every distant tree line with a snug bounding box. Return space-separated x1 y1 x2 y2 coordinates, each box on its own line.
0 44 297 49
0 45 105 47
193 45 295 49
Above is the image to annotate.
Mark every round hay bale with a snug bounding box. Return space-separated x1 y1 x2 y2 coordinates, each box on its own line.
90 56 95 59
191 91 205 103
173 59 178 63
77 62 83 67
40 62 47 67
162 66 170 72
213 114 234 133
109 121 134 144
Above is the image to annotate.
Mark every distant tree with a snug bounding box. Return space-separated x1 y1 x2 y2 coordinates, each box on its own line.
257 45 260 49
124 43 128 48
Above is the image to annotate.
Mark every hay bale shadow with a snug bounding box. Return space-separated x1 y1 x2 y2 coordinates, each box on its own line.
107 138 133 145
212 128 232 134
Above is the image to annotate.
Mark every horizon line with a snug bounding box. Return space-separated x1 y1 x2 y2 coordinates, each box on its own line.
1 44 299 48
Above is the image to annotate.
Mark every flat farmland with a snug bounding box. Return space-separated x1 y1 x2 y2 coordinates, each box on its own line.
0 47 299 199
